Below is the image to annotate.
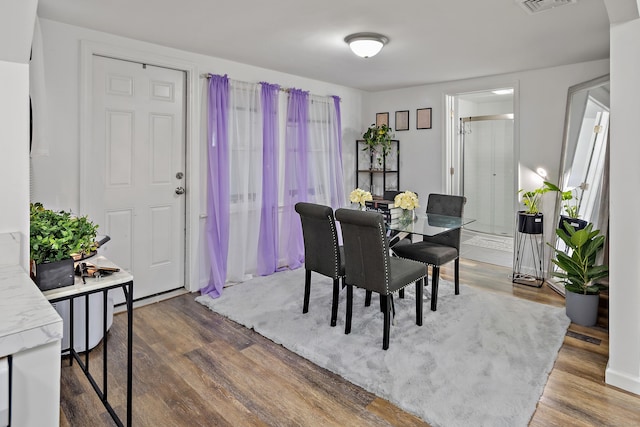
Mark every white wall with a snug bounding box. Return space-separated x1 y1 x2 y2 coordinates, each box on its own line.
0 0 37 271
0 62 30 270
360 60 609 253
0 0 37 64
606 16 640 395
31 18 364 290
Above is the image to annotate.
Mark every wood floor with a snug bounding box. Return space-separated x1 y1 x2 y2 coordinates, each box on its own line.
58 259 640 426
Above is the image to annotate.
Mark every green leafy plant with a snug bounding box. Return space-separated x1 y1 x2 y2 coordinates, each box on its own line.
544 182 580 218
362 123 393 167
518 182 555 214
548 222 608 294
30 202 99 265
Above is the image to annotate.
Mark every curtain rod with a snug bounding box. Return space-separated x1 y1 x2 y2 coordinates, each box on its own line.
200 73 340 100
200 73 290 92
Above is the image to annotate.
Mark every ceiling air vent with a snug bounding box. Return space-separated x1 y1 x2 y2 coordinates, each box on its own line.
516 0 577 14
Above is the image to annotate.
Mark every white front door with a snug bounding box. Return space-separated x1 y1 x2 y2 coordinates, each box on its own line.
86 55 186 300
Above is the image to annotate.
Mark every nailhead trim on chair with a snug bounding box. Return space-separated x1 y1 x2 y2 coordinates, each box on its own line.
391 253 428 291
327 213 340 279
377 221 391 294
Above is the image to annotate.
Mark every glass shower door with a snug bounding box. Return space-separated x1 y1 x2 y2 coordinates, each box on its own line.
461 115 514 236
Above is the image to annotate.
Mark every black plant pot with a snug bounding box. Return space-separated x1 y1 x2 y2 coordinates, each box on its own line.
558 215 588 232
34 257 75 291
517 212 543 234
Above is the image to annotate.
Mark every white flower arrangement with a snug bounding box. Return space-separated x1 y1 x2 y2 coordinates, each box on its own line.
394 191 420 211
349 188 373 206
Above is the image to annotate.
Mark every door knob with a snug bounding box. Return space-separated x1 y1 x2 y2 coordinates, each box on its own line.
175 187 185 195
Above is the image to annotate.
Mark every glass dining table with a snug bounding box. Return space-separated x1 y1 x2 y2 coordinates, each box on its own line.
387 212 475 244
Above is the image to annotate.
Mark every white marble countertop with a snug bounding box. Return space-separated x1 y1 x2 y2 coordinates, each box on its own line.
0 264 63 358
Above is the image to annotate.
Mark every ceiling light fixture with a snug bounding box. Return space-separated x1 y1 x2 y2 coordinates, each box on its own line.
344 33 389 58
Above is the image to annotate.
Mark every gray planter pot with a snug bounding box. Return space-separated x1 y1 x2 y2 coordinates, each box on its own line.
565 290 599 326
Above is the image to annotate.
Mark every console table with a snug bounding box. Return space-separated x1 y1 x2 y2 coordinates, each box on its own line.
43 256 133 427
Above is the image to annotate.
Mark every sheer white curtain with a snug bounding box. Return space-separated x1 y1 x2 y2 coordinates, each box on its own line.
206 81 344 280
307 95 345 209
227 81 263 282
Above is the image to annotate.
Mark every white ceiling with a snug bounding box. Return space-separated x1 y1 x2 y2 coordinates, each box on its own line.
36 0 611 92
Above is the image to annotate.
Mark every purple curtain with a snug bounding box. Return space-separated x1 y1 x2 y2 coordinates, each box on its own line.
331 95 346 209
281 88 309 269
256 82 280 275
201 74 230 298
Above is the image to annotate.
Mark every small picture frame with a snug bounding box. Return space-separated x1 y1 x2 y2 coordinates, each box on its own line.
395 110 409 131
417 108 432 130
376 112 389 127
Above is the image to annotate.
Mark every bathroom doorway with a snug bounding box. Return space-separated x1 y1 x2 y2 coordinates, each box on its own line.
445 88 517 267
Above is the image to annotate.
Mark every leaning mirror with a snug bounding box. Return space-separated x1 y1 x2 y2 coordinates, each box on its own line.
547 74 610 295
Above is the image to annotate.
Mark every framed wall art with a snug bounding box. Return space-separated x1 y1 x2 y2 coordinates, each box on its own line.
395 110 409 131
376 112 389 127
417 108 432 130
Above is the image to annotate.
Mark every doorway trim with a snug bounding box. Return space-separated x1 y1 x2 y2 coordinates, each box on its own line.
79 40 201 293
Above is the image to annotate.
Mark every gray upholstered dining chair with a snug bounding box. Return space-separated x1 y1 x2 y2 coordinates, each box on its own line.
392 194 465 311
295 202 344 327
335 208 427 350
383 190 402 201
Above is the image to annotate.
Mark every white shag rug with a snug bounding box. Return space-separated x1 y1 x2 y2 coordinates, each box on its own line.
196 268 569 427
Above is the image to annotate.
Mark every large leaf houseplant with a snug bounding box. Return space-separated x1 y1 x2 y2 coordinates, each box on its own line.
30 202 99 290
549 222 608 326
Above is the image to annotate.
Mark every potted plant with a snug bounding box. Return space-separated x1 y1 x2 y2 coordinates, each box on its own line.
544 182 588 231
30 202 99 291
517 182 554 234
362 123 393 169
548 222 608 326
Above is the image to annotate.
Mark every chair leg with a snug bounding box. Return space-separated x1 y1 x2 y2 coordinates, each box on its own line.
345 284 353 334
431 266 440 311
303 269 311 313
399 288 405 299
416 279 423 326
383 294 391 350
454 257 460 295
365 290 372 307
331 278 339 327
391 294 396 321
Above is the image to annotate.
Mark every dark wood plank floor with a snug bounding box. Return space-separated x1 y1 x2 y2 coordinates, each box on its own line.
59 259 640 426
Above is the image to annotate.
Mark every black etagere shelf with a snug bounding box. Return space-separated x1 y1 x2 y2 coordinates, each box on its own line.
355 139 399 198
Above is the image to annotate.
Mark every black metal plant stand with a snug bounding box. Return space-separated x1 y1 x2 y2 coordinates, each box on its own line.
512 213 545 287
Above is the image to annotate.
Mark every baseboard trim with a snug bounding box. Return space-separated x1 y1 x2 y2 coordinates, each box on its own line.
605 363 640 395
114 288 189 313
